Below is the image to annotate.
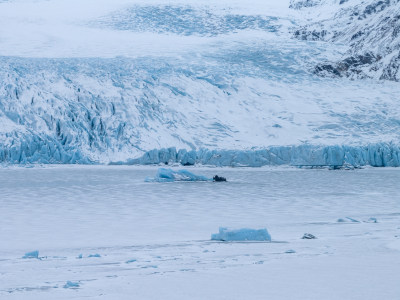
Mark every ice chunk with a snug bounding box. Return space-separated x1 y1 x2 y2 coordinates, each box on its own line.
126 259 137 264
285 249 296 254
346 217 360 223
365 217 378 223
63 281 79 288
88 253 101 258
145 168 212 182
302 233 317 239
337 217 361 223
211 227 271 241
22 250 39 259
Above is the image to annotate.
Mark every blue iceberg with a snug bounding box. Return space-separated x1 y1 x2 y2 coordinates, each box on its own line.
63 281 80 289
22 250 39 259
88 253 101 258
145 168 212 182
337 217 360 223
211 227 271 241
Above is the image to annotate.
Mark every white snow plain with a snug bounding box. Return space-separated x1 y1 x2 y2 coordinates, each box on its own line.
1 166 399 299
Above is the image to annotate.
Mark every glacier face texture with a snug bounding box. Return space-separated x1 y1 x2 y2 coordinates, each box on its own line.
115 144 400 167
0 1 399 166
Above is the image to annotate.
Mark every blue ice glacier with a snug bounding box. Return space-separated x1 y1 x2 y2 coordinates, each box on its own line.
211 227 271 242
1 5 400 167
145 168 212 182
93 6 280 36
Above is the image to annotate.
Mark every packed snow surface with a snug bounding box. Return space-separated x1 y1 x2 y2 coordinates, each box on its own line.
0 0 399 165
1 166 400 299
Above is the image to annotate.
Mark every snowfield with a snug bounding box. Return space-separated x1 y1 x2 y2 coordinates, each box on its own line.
1 166 400 299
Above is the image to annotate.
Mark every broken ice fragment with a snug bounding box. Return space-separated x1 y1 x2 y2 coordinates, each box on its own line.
63 281 79 288
126 259 137 264
345 217 360 223
302 233 317 239
365 217 378 223
88 254 101 258
211 227 271 241
22 250 39 259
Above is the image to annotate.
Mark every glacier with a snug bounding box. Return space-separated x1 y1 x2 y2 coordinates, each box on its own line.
114 144 400 167
0 0 399 167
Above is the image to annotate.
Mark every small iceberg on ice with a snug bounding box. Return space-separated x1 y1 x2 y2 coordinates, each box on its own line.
22 250 39 259
88 253 101 258
145 168 212 182
211 227 271 242
337 217 360 223
63 281 80 289
365 217 378 223
302 233 317 239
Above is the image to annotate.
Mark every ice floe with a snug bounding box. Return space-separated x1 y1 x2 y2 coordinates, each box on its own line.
211 227 271 242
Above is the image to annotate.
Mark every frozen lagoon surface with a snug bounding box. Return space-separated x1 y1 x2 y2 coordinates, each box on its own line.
1 166 400 299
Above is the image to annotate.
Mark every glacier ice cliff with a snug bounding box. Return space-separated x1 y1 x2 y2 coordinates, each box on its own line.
112 144 400 167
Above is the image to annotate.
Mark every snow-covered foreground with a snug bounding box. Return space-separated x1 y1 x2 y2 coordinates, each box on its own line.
1 166 399 299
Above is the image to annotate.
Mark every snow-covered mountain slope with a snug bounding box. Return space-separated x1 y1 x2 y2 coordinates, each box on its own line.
291 0 400 81
0 0 399 165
